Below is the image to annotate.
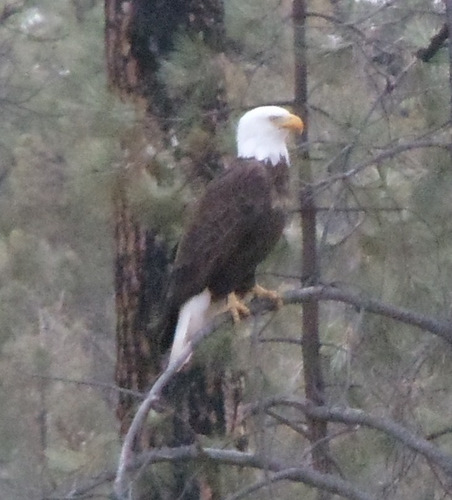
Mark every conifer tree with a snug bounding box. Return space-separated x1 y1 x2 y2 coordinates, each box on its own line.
106 0 235 497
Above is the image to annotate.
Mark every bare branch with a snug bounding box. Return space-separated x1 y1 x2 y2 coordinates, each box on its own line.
114 282 452 491
113 352 191 497
114 283 452 496
416 24 448 63
261 397 452 478
283 285 452 345
131 445 375 500
315 139 451 192
266 408 310 438
114 311 228 497
27 372 144 399
43 469 115 499
427 426 452 441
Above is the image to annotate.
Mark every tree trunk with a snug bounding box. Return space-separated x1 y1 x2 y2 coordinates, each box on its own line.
105 1 233 498
292 0 331 493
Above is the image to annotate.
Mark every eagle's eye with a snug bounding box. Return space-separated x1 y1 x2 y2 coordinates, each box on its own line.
269 115 284 126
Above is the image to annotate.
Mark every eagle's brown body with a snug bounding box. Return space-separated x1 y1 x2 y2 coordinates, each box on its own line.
160 157 289 352
160 105 303 367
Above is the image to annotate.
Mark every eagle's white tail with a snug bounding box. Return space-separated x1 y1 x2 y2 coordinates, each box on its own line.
167 289 211 369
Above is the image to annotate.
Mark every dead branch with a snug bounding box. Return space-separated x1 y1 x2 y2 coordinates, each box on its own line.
315 139 452 193
114 283 452 497
260 397 452 479
416 24 448 63
283 285 452 344
27 372 144 399
130 445 375 500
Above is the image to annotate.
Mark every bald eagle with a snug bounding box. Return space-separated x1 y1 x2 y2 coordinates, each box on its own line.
161 106 303 368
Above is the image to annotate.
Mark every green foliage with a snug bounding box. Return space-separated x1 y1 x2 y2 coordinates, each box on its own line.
160 34 222 109
127 168 187 240
225 0 290 66
0 1 121 497
1 0 452 498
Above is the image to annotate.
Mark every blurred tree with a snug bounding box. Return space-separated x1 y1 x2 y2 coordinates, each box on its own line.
0 2 122 498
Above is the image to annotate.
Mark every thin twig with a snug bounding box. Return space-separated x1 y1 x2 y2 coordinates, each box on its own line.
27 373 144 399
314 140 451 193
260 396 452 478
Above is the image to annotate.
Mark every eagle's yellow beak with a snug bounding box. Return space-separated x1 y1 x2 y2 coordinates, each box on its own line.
280 113 304 133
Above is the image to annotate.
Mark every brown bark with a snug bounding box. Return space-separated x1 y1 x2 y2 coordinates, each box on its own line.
105 1 237 497
113 177 168 436
105 0 140 99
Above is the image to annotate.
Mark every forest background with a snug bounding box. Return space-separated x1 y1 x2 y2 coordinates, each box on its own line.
1 0 452 499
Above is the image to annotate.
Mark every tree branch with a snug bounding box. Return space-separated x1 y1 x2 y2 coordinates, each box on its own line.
416 24 448 63
301 286 452 342
27 372 144 399
130 445 375 500
315 139 452 192
113 311 234 497
114 284 452 496
283 285 452 344
261 397 452 478
44 470 115 499
427 426 452 441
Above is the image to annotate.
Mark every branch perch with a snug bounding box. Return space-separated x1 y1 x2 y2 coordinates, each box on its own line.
114 284 452 497
130 445 375 500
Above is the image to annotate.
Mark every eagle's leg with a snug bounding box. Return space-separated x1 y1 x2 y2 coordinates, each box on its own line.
252 284 283 309
227 292 251 323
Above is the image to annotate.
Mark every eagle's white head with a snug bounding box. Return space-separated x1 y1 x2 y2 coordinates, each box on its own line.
236 106 304 166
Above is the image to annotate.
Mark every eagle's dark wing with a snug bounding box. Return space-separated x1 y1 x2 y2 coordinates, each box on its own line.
172 159 278 302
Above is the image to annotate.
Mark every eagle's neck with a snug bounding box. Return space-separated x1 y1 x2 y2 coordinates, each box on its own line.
237 137 290 167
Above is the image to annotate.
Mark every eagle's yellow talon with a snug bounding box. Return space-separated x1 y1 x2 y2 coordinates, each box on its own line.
227 292 250 323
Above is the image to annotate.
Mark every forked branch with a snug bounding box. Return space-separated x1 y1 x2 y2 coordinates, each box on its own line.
114 284 452 497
